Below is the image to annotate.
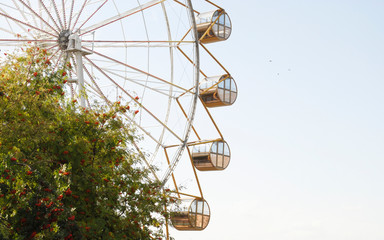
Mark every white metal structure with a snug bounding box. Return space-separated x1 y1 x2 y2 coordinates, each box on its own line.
0 0 200 185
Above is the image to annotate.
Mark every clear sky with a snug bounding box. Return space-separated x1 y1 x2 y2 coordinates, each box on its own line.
171 0 384 239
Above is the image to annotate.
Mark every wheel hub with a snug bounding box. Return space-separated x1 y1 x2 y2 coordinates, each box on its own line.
58 30 71 50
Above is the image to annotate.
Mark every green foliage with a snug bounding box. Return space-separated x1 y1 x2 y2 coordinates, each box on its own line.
0 48 170 239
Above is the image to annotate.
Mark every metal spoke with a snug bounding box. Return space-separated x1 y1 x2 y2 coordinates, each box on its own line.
81 40 194 48
80 0 165 36
10 0 38 34
61 0 66 29
75 0 108 33
67 0 75 30
17 0 59 34
100 67 183 97
83 47 191 93
0 39 56 43
71 0 88 31
84 55 183 143
38 0 62 31
0 11 57 38
51 0 64 30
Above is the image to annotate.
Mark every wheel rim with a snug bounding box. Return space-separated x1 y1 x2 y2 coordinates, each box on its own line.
0 0 199 185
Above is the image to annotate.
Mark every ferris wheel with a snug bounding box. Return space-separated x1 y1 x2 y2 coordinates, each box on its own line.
0 0 237 234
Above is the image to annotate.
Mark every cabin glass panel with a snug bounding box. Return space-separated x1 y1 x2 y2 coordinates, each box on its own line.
211 11 231 40
196 10 232 43
199 75 237 107
191 140 231 171
170 198 210 231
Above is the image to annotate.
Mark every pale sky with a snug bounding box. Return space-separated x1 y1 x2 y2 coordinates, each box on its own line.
171 0 384 239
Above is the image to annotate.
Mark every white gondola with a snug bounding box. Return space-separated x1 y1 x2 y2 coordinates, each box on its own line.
191 140 230 171
196 10 232 44
199 75 237 108
170 198 210 231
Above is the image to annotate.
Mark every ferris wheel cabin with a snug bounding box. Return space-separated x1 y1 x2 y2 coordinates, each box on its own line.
170 198 210 231
199 75 238 108
191 140 230 171
196 9 232 44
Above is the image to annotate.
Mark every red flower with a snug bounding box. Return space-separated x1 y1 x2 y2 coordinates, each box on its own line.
27 171 33 175
57 195 63 200
10 157 17 161
134 110 139 115
30 231 37 238
135 96 139 100
65 188 72 196
63 151 69 155
33 72 37 77
68 215 75 221
62 72 67 76
65 233 73 240
104 178 109 183
63 172 70 176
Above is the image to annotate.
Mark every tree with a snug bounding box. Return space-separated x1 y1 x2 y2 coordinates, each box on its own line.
0 48 171 239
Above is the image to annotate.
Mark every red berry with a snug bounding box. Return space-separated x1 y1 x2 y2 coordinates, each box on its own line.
65 188 72 196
